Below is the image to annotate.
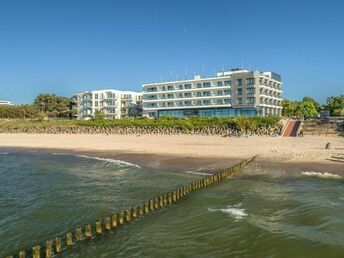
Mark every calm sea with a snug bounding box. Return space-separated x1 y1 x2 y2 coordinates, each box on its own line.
0 149 344 258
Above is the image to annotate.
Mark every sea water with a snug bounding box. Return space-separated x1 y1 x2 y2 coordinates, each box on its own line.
1 149 344 258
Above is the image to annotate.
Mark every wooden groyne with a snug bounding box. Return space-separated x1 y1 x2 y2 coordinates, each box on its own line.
4 156 257 258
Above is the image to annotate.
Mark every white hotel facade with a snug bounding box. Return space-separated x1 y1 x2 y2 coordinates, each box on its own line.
73 89 142 119
142 69 283 118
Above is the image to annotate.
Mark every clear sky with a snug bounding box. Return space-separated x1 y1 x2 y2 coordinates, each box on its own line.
0 0 343 104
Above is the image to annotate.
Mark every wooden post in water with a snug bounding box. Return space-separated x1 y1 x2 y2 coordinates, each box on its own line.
154 198 159 210
55 237 62 254
19 251 26 258
104 217 111 230
163 194 167 206
139 205 144 216
112 214 118 228
32 245 40 258
76 228 83 241
159 196 163 208
66 232 73 246
119 211 124 225
85 224 92 238
168 192 172 204
125 209 131 223
144 202 149 213
132 207 137 219
96 220 102 234
45 240 53 258
149 199 154 211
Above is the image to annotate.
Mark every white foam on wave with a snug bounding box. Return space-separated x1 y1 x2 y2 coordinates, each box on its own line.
301 171 342 179
0 152 8 155
74 154 141 168
186 170 212 176
51 152 71 156
208 203 247 220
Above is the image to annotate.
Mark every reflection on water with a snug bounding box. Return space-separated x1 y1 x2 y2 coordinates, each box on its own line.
1 150 344 258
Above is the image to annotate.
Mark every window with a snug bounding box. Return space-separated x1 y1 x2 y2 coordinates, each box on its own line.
162 86 166 91
162 102 166 107
216 99 223 104
203 99 211 105
161 94 166 99
246 88 255 94
95 94 99 99
147 87 157 92
184 101 192 106
224 99 232 104
148 103 157 108
236 79 242 86
237 98 243 104
246 78 255 85
178 93 183 98
224 80 232 86
179 85 183 90
237 88 243 95
178 102 183 106
197 83 202 88
95 101 98 107
184 84 192 89
217 81 223 86
217 90 223 96
167 102 174 107
224 89 231 95
203 91 211 96
147 95 157 100
196 92 202 97
167 94 174 98
196 100 202 106
203 82 211 87
247 97 255 104
167 85 174 91
184 92 192 98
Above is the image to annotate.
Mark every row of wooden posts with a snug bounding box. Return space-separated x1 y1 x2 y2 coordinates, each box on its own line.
5 156 257 258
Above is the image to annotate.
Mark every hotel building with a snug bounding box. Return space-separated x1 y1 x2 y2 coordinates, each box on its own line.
142 69 283 118
73 89 142 119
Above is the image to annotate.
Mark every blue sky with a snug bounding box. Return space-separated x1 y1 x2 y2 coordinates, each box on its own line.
0 0 343 104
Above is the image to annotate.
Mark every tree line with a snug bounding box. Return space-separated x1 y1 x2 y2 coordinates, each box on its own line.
0 94 74 119
282 95 344 118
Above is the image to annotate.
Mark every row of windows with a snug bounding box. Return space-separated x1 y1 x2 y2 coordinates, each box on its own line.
237 88 256 95
145 90 232 100
145 78 256 92
235 97 256 105
145 99 232 108
155 107 259 118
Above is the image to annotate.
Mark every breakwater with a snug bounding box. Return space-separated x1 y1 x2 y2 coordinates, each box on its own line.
0 125 281 136
4 156 257 258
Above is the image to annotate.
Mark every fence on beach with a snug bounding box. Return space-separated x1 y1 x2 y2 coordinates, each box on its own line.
5 156 258 258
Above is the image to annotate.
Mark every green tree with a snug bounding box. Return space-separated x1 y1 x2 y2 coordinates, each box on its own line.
34 94 72 118
94 109 105 120
325 95 344 116
295 99 318 118
282 99 297 117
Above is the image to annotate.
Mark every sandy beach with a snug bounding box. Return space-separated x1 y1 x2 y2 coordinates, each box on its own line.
0 133 343 161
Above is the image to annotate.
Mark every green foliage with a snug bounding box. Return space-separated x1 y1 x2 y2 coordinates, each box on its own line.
324 95 344 116
34 93 73 118
282 97 319 118
0 116 281 131
93 109 105 120
0 104 39 119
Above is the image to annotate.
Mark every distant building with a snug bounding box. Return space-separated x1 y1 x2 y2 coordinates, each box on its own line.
142 68 283 118
73 89 142 119
0 100 14 106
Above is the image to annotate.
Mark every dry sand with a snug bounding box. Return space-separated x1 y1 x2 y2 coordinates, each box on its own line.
0 134 343 161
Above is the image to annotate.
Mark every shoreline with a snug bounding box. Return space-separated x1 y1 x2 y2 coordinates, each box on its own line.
0 133 343 175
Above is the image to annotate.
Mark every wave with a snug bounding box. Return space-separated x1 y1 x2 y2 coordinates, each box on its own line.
51 152 71 156
74 154 141 168
301 171 342 179
208 203 247 220
0 152 8 155
186 170 212 176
